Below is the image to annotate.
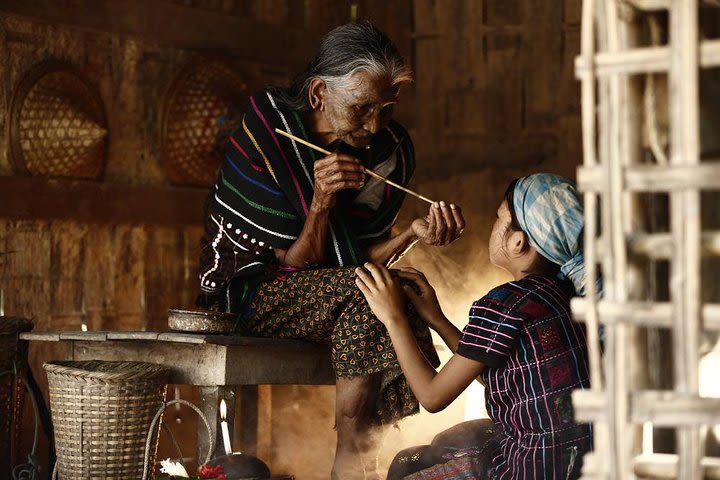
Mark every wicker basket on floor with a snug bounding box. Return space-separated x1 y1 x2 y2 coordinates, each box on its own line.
44 360 169 479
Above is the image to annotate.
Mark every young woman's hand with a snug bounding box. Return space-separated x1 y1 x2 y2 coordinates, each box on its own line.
355 262 407 327
394 268 445 330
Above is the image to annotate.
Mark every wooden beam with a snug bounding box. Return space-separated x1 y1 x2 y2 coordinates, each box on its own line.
626 0 720 10
633 453 720 479
625 0 670 11
575 39 720 78
631 391 720 426
574 389 720 427
626 231 720 260
0 176 208 225
570 298 720 330
0 0 321 67
577 163 720 192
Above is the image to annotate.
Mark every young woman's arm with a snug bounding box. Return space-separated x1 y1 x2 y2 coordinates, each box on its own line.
382 316 485 412
356 263 484 412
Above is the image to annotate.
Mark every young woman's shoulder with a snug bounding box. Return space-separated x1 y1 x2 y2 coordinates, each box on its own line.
475 275 571 315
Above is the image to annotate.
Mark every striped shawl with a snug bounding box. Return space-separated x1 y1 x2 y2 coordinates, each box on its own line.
199 91 414 296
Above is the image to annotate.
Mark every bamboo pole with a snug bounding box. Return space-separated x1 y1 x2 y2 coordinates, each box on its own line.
574 389 720 427
604 0 638 476
575 39 720 77
670 1 703 478
571 298 720 330
578 163 720 192
634 453 720 479
626 232 720 260
595 2 619 478
578 2 610 478
579 0 605 393
273 128 435 204
625 0 669 10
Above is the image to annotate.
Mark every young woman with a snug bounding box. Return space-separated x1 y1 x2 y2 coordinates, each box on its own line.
356 173 593 479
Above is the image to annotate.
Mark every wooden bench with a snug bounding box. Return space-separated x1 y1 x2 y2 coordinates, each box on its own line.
20 330 334 462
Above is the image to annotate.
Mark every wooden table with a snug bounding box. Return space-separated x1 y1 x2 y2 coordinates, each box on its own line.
20 330 334 462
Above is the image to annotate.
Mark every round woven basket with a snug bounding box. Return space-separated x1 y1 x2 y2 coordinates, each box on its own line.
8 60 108 179
44 360 169 479
160 58 249 186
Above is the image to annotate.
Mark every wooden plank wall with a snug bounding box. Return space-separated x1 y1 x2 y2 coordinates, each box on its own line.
409 0 581 179
395 0 583 313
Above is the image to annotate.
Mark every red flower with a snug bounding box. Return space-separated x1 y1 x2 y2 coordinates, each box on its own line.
198 463 227 480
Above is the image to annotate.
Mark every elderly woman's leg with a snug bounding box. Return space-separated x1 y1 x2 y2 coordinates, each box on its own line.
245 267 438 478
332 374 381 479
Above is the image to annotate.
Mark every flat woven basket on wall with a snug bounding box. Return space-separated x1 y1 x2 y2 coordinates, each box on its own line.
44 360 169 479
0 317 33 473
8 60 108 179
160 58 249 187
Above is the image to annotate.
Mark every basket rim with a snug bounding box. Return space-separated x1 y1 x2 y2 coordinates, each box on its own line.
43 360 170 382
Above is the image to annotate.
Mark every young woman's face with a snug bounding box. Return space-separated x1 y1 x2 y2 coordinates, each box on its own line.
489 200 513 269
320 71 399 148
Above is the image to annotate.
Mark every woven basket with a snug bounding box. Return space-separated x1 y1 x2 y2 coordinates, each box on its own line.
8 60 108 179
44 360 169 479
160 58 249 186
0 317 33 473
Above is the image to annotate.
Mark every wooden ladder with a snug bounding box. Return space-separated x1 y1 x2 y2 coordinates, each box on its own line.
572 1 720 478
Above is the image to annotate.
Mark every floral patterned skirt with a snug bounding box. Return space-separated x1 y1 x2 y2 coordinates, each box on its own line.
239 266 440 425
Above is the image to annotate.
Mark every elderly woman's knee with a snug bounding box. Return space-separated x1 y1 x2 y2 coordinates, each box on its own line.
335 374 380 422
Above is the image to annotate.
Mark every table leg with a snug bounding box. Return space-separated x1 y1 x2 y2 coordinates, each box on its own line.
198 386 237 463
239 385 259 455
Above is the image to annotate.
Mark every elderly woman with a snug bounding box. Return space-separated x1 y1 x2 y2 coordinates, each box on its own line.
197 22 464 479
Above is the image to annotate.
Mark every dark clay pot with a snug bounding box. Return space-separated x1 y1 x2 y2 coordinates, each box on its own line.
207 453 271 480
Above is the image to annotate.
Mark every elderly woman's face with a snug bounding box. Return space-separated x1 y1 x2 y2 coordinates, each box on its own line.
321 71 399 148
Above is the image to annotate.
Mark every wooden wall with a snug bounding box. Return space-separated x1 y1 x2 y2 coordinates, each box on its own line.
0 1 583 479
406 0 581 179
395 0 582 325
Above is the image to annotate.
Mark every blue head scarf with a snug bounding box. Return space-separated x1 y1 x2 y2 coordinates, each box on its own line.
512 173 589 296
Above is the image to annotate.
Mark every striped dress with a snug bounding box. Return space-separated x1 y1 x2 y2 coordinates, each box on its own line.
452 275 593 480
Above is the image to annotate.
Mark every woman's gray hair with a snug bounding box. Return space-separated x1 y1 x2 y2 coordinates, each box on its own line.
269 21 412 111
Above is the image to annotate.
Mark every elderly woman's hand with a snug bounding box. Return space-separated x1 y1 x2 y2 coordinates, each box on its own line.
412 201 465 246
311 153 366 211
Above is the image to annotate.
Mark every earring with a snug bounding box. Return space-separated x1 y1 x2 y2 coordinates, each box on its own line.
320 102 324 111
